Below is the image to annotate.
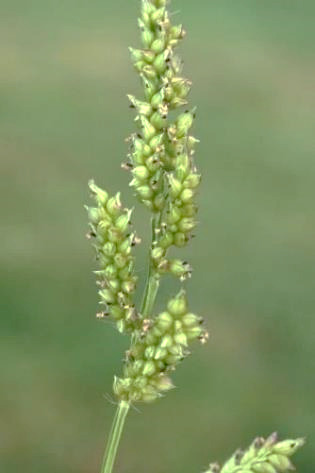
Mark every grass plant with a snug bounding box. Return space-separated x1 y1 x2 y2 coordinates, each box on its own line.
85 2 305 473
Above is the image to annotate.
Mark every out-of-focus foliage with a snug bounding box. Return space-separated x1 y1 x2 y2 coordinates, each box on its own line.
0 1 314 472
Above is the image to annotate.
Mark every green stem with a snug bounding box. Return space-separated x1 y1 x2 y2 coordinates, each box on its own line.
100 401 130 473
141 268 160 318
99 215 161 473
140 213 161 318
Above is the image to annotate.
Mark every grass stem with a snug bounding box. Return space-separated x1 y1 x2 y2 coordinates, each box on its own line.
140 214 161 318
100 401 130 473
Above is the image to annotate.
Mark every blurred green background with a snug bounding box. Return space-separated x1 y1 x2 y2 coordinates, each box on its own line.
1 0 314 472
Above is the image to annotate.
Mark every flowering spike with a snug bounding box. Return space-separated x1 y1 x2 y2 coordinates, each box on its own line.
204 435 305 473
113 289 207 403
127 0 200 225
86 181 139 334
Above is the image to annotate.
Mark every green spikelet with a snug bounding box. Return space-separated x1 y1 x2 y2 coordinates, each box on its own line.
203 434 305 473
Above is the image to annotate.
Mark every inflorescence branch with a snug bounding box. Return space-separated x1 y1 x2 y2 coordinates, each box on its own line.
204 433 305 473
